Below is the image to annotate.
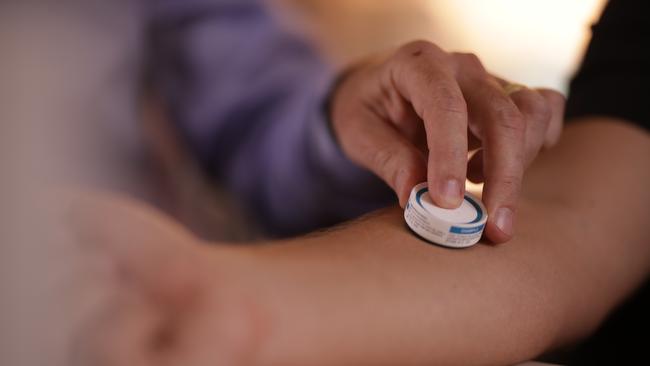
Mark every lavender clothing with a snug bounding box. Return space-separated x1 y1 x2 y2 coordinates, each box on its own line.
149 0 394 235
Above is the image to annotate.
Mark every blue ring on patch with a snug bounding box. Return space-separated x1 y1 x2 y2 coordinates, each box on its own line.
415 187 483 224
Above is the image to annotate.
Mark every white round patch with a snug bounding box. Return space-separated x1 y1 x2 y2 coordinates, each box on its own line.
418 192 478 224
404 182 488 248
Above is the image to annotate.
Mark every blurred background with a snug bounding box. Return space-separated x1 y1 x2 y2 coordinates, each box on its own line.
276 0 606 92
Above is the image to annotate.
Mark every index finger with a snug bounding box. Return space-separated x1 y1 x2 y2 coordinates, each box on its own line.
389 41 468 208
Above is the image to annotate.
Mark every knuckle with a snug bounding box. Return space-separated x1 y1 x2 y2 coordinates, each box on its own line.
413 73 467 122
496 173 523 194
492 97 526 135
369 145 420 188
432 86 467 115
370 146 395 171
389 103 412 124
497 117 525 139
520 92 552 123
400 40 437 57
398 150 423 178
453 52 486 72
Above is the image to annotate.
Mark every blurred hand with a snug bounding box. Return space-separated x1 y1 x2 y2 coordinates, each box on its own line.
330 40 565 243
69 194 261 366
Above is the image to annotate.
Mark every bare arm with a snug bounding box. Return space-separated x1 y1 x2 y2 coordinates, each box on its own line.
72 118 650 365
236 118 649 365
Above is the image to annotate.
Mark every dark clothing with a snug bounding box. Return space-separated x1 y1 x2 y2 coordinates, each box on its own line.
556 0 649 364
566 0 649 131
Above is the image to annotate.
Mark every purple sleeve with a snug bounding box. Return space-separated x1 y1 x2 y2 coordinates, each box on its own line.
150 0 394 235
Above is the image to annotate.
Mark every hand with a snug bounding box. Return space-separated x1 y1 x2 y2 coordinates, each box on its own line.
68 193 263 366
330 40 565 243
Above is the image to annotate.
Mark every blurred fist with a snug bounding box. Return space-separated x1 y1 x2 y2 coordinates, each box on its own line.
330 40 565 243
69 194 262 366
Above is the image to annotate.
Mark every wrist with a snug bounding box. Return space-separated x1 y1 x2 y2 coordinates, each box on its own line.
199 246 278 365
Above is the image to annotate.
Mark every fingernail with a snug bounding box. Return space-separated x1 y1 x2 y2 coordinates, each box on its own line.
494 207 514 236
438 179 462 207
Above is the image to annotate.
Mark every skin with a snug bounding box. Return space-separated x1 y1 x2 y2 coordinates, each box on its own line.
331 41 566 243
69 119 650 365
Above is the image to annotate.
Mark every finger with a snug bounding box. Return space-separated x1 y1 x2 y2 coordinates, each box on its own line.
482 97 525 243
457 70 526 243
467 149 484 183
378 75 428 149
468 83 563 185
389 41 468 208
337 107 427 207
536 88 566 148
507 87 552 167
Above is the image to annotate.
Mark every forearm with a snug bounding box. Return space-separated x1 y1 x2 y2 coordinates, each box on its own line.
237 119 650 365
62 119 649 365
